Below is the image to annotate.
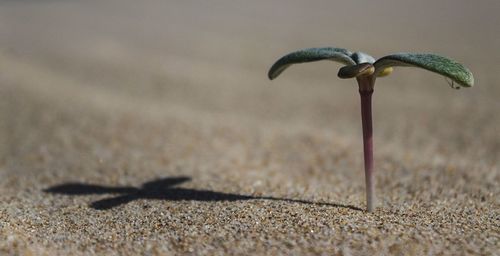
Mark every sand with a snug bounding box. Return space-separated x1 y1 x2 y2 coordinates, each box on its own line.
0 1 499 255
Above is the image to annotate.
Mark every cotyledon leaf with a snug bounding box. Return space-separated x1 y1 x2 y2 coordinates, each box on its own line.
268 47 356 80
374 53 474 87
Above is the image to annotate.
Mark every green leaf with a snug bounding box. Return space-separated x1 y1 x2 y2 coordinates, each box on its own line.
268 47 356 80
374 53 474 87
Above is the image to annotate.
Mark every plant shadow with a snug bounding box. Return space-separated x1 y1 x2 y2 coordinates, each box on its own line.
44 176 362 211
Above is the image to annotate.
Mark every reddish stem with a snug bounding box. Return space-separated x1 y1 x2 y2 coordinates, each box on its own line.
359 89 375 212
357 74 376 212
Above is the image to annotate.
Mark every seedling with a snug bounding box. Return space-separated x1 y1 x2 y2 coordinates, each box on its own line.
268 47 474 212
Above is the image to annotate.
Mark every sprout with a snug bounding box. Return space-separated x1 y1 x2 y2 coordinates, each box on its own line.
268 47 474 212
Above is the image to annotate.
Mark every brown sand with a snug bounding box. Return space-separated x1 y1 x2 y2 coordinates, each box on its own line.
0 1 499 255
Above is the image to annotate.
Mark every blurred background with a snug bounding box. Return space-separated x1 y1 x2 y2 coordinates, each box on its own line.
1 0 498 162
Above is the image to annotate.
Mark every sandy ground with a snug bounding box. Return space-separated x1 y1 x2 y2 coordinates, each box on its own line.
0 0 499 255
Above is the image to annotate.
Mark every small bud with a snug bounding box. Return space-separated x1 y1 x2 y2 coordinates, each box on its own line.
376 67 393 77
337 63 375 79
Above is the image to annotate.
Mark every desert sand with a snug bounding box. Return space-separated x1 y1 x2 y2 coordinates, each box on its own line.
0 0 499 255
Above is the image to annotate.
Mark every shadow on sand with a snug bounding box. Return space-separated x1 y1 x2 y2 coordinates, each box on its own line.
44 176 361 211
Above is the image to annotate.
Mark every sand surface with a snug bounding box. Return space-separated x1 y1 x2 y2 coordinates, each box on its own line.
0 0 499 255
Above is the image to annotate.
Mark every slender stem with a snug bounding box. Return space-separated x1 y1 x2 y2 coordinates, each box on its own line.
357 75 376 212
360 89 374 212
